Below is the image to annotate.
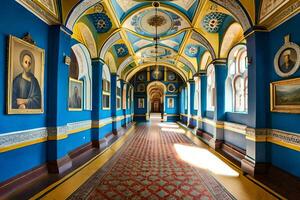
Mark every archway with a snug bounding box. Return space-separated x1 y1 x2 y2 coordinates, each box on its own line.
146 81 167 121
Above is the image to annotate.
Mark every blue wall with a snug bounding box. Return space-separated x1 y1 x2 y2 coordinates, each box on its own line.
0 1 49 182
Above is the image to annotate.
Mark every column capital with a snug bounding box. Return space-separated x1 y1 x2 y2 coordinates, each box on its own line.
92 58 105 65
210 58 227 66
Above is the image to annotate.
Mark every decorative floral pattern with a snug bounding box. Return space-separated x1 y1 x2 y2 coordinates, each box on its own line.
90 13 112 33
185 44 199 57
114 44 129 57
202 12 226 33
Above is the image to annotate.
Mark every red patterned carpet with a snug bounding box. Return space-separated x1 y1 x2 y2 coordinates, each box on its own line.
69 120 235 200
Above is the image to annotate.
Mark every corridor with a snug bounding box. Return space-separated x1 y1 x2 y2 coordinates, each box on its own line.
34 119 277 200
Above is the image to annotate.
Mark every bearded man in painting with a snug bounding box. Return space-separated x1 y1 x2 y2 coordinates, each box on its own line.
12 50 41 109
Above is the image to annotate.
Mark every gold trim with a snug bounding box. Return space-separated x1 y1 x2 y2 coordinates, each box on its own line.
7 35 45 114
68 78 83 111
0 137 47 153
270 78 300 113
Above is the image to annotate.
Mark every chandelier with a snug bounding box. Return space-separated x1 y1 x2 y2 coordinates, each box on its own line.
153 1 160 79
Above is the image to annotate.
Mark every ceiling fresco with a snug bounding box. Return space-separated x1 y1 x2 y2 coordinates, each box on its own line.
123 8 190 38
21 0 293 82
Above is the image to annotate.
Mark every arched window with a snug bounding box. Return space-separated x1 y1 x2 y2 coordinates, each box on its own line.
184 87 188 110
70 44 93 110
225 44 248 112
194 77 200 110
207 64 215 111
117 80 121 110
122 84 127 109
102 64 111 109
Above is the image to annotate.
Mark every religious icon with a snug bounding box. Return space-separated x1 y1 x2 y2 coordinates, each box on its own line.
168 98 174 108
138 98 144 109
274 36 300 77
69 78 83 111
7 35 44 114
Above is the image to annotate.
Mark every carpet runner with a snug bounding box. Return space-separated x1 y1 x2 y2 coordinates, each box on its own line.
69 122 235 200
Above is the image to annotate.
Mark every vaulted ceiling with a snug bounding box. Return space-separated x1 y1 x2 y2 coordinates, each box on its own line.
58 0 269 81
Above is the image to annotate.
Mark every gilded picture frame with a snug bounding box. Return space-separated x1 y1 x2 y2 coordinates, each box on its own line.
270 78 300 113
7 35 45 114
274 42 300 77
168 98 174 108
68 78 83 111
138 98 145 109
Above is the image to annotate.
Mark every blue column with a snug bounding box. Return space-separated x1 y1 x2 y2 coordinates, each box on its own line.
120 79 127 127
111 74 117 133
46 25 72 173
211 62 227 149
198 74 207 130
241 31 269 176
91 59 104 147
188 80 196 128
214 62 227 121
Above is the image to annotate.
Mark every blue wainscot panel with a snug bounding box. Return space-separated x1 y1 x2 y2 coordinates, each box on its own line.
268 143 300 177
224 130 246 150
203 122 214 137
0 142 47 183
66 129 92 153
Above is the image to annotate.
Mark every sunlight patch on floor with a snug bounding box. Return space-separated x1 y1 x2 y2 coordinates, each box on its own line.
161 127 185 133
174 143 239 177
158 123 180 128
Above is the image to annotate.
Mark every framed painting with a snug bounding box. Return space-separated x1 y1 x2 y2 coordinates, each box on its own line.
69 78 83 111
270 78 300 113
7 35 45 114
168 98 174 109
274 41 300 77
167 83 176 93
138 98 144 109
137 83 145 92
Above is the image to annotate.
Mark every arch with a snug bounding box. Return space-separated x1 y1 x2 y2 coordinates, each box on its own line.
73 22 97 58
220 23 244 58
102 63 111 109
122 83 127 109
71 43 93 110
206 64 215 111
191 31 217 60
225 43 248 112
200 51 212 70
104 51 117 73
102 63 111 81
177 56 197 74
99 31 122 60
146 81 167 120
65 0 101 30
117 56 134 76
210 0 252 31
124 63 188 82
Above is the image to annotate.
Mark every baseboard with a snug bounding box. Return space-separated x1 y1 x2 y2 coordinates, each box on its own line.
241 159 269 176
196 129 213 142
47 155 73 174
69 142 94 159
0 164 48 199
221 142 246 162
